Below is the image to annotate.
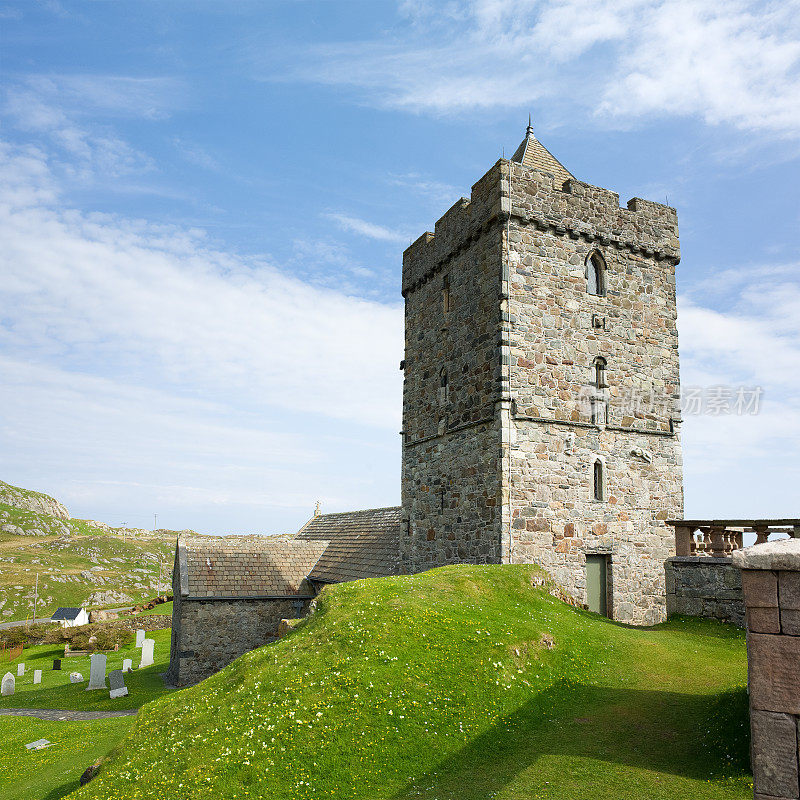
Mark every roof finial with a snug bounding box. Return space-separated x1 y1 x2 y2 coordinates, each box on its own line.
314 500 321 517
526 113 534 137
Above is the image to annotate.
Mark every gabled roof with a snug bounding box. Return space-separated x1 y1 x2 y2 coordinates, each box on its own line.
51 607 84 620
511 119 574 186
177 537 327 599
296 507 402 584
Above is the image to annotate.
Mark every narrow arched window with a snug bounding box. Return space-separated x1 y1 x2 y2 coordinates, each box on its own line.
439 368 448 404
593 459 604 502
587 252 606 296
594 357 607 389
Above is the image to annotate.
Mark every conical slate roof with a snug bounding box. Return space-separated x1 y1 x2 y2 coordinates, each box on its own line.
511 118 574 185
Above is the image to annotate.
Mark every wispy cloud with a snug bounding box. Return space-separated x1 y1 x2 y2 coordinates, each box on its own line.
3 74 185 179
275 0 800 137
324 212 411 244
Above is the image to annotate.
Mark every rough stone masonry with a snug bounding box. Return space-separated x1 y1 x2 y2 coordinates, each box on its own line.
400 123 684 624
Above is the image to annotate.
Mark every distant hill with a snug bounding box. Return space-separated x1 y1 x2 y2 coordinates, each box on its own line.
0 480 208 623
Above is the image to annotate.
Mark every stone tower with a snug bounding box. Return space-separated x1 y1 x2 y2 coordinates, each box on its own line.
400 121 683 624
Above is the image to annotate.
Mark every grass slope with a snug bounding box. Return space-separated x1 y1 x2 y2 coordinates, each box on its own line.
0 716 132 800
0 628 174 711
74 565 751 800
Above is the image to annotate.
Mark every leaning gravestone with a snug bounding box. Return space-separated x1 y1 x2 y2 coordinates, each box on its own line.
52 659 61 671
139 638 155 668
108 669 128 699
69 672 83 683
86 653 107 690
135 629 145 648
122 658 132 673
16 663 24 677
33 669 42 685
1 672 14 696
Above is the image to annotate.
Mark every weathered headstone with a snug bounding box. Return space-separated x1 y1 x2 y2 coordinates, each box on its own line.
139 638 155 668
16 663 24 677
122 658 132 673
69 672 83 683
52 659 61 671
108 669 128 699
135 629 145 648
25 739 52 750
86 653 107 690
1 672 14 696
33 669 42 684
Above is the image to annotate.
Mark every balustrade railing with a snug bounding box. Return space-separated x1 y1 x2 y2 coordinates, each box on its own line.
667 519 800 558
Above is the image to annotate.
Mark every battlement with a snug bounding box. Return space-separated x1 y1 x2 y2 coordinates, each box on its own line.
402 159 680 298
402 162 505 296
509 160 680 263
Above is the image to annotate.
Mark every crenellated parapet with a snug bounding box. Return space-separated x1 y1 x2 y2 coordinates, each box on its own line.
508 161 680 264
402 163 505 297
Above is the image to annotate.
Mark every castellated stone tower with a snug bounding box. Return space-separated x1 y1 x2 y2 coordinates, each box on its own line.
400 122 684 625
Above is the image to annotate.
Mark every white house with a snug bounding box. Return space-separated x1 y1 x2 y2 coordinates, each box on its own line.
51 607 89 628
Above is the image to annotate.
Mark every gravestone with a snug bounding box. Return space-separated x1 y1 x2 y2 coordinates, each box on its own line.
122 658 132 673
16 663 24 677
33 669 42 685
108 669 128 699
139 638 155 668
69 672 83 683
25 739 52 750
52 659 61 671
135 629 145 648
86 653 107 690
1 672 14 696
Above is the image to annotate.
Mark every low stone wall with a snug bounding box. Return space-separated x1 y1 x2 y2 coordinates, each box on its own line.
665 556 744 626
166 596 312 686
733 540 800 800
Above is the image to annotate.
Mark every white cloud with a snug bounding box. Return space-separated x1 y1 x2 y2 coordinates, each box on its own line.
0 139 403 532
278 0 800 137
324 212 411 244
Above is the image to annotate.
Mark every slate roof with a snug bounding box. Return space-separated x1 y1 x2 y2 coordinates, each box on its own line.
177 537 327 599
51 607 84 620
511 120 574 186
296 507 402 584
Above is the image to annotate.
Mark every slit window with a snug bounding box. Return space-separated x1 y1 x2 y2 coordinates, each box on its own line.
442 275 451 313
587 252 606 296
595 357 608 389
593 459 604 502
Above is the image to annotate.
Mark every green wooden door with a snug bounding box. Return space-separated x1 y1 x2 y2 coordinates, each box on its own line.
586 555 608 616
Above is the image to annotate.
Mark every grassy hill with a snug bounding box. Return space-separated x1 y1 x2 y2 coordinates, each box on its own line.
73 564 751 800
0 480 194 622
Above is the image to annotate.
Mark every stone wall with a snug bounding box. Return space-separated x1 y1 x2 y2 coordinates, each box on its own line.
733 540 800 800
665 556 744 626
400 166 506 572
166 592 312 686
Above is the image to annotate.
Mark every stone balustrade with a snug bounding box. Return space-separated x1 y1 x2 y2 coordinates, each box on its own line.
668 520 800 558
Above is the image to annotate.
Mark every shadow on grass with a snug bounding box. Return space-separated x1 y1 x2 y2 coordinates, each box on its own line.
391 681 751 799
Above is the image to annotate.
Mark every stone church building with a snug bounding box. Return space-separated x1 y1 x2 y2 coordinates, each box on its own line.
168 122 683 683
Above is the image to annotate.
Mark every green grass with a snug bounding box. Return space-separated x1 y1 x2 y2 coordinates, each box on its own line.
0 628 174 711
128 602 172 618
70 565 751 800
0 715 132 800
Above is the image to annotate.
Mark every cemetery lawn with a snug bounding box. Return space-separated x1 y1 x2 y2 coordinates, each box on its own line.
70 564 752 800
0 628 174 711
0 715 131 800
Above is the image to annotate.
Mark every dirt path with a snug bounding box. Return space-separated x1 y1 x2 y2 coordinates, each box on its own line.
0 708 138 721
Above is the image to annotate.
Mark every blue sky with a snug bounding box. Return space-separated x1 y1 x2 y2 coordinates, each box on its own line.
1 0 798 534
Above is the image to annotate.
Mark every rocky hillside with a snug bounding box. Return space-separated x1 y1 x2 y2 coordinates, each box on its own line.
0 480 205 623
